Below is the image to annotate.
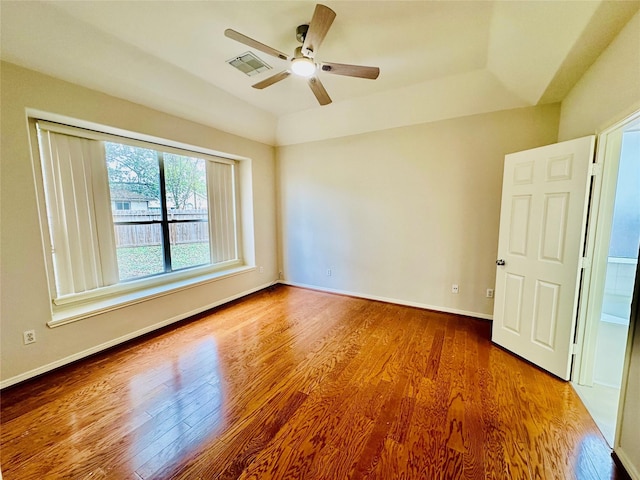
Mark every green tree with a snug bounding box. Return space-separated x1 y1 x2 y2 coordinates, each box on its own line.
105 144 207 210
105 142 159 199
164 154 207 210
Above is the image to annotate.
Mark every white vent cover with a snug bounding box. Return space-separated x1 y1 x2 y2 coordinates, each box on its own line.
227 52 272 76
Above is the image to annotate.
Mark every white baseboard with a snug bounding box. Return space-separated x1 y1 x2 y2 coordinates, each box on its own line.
279 280 493 321
0 281 277 390
2 280 491 389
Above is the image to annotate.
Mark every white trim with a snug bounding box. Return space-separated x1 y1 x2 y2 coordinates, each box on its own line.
601 312 631 327
49 265 255 327
53 259 242 307
595 101 640 138
0 281 277 390
36 120 236 166
279 281 493 321
574 109 640 386
27 109 251 163
609 257 638 266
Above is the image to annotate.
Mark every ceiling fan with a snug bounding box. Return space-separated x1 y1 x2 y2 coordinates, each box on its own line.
224 3 380 106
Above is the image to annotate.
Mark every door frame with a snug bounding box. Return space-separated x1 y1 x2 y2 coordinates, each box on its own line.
614 243 640 477
573 108 640 386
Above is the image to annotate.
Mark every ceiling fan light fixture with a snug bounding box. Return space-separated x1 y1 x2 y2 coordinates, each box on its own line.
225 4 378 106
291 57 316 77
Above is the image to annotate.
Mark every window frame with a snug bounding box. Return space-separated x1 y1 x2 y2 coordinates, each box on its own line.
108 147 214 279
28 113 255 327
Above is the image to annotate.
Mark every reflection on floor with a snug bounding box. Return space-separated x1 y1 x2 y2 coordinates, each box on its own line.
572 382 620 446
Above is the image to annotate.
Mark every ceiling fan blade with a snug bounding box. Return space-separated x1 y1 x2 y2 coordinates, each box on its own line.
308 76 332 105
301 4 336 58
320 62 380 80
225 29 290 61
252 70 291 89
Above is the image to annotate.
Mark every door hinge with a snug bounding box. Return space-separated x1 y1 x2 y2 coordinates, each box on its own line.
571 343 579 355
589 163 602 176
580 256 591 269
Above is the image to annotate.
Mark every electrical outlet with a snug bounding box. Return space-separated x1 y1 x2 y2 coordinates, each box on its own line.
23 330 36 345
486 288 494 298
451 284 459 294
259 266 264 274
326 268 332 276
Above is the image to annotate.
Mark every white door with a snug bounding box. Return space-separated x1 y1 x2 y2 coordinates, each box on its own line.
492 136 595 380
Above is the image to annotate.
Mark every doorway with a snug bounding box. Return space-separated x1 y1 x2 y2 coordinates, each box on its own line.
573 112 640 446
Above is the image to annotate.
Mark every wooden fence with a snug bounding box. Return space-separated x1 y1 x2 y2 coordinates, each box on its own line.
113 210 209 247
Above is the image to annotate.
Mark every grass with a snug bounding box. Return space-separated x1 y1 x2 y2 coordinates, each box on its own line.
117 243 210 280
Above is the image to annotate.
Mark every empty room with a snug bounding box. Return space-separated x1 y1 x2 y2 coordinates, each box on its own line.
1 1 639 479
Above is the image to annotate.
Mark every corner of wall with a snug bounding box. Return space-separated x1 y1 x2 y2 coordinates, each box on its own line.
558 10 640 141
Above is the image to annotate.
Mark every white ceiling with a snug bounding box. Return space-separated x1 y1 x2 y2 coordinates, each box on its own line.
1 1 638 145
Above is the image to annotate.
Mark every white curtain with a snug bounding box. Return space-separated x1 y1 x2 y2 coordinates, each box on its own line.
38 128 119 296
207 161 238 263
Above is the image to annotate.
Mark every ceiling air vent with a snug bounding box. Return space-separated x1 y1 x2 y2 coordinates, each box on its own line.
227 52 272 76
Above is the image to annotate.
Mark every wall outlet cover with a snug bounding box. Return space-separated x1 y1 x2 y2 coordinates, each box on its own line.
23 330 36 345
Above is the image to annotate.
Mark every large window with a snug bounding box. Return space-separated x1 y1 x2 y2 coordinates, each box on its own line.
35 120 241 305
106 144 213 280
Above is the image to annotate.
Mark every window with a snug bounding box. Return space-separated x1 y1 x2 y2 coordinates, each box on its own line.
35 120 243 310
106 144 215 280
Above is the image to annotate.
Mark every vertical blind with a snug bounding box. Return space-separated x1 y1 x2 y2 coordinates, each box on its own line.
207 161 238 263
38 128 119 296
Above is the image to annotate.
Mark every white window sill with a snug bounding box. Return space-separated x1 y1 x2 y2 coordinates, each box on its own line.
48 265 255 327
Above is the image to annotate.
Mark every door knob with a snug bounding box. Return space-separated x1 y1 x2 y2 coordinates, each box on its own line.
496 259 506 266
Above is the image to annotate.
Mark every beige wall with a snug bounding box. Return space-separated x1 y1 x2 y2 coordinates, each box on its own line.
558 10 640 140
277 104 560 318
0 62 278 385
558 10 640 478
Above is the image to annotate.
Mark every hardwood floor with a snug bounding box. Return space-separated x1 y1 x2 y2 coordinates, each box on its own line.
0 285 628 479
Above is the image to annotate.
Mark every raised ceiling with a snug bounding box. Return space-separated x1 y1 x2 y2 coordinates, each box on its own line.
1 1 638 145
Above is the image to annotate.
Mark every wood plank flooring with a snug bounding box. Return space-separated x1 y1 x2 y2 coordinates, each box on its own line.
0 285 629 479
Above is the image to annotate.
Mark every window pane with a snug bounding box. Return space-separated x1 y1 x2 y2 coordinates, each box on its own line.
170 222 211 270
106 143 163 281
106 143 161 215
164 153 211 271
114 224 165 280
163 153 208 215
